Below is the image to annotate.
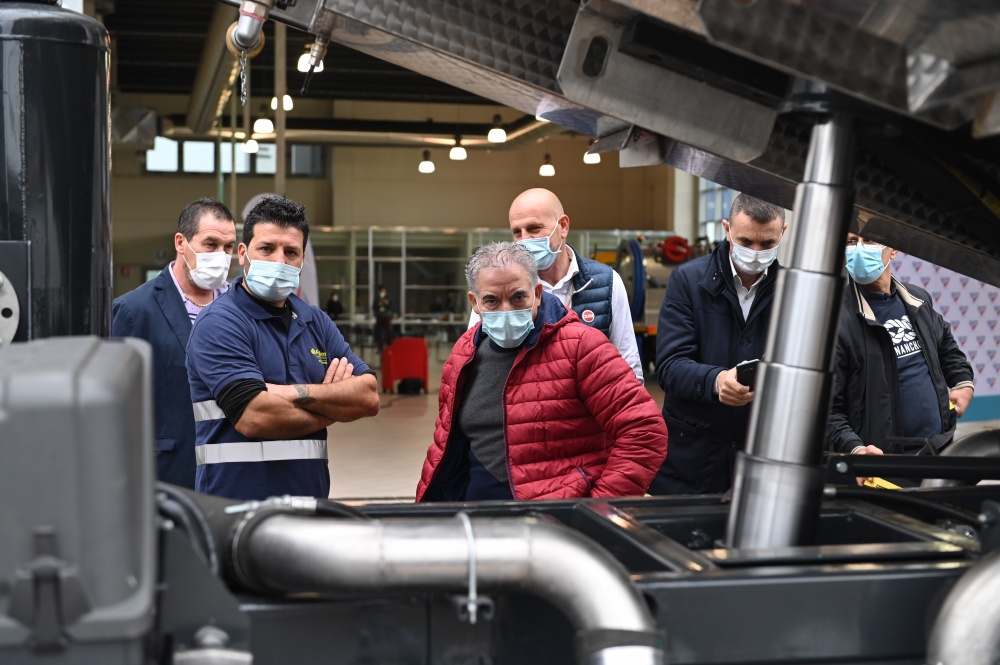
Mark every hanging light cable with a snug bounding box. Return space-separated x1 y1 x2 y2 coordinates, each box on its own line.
583 141 601 164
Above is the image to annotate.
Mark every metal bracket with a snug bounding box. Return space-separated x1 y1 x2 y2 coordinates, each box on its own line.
452 512 494 625
557 0 776 163
7 527 91 652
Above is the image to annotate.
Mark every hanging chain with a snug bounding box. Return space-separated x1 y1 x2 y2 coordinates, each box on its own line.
239 50 248 106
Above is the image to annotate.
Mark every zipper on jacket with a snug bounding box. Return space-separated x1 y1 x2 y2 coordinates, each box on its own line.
422 345 478 498
501 346 527 499
499 322 558 499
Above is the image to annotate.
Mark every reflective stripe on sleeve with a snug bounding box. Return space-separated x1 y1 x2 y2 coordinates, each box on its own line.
195 439 328 465
193 400 226 422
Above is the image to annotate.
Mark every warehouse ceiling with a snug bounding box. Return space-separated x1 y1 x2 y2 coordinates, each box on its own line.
102 0 489 105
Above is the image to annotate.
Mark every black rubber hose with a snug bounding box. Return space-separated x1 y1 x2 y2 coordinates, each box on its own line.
157 482 221 577
157 497 208 564
834 487 982 526
315 499 369 520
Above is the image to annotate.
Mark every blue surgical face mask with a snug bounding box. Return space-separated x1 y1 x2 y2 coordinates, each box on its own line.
479 295 536 349
244 258 301 302
518 222 563 270
845 244 886 285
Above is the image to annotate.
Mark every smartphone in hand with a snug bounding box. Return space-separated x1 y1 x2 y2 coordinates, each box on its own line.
736 359 760 390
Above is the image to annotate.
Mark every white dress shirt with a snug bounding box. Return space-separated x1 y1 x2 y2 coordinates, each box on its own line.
729 253 768 321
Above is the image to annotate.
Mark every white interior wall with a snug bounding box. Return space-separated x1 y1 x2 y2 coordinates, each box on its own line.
111 94 678 296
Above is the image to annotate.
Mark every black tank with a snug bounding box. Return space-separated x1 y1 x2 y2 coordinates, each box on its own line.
0 1 111 340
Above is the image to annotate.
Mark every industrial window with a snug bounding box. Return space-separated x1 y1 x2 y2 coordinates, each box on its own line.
146 137 179 172
182 141 215 173
144 140 324 177
256 144 277 175
698 178 737 244
290 145 324 176
219 144 251 174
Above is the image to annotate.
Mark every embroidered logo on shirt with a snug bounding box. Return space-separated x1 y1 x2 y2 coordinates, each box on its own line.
581 309 595 324
310 348 328 365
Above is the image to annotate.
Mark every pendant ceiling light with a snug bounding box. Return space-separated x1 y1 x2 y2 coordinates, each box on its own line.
487 114 506 143
418 149 435 174
539 153 555 177
449 135 467 161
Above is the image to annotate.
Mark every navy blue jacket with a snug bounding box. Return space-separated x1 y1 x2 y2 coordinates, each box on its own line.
112 266 199 488
570 247 614 337
650 241 779 494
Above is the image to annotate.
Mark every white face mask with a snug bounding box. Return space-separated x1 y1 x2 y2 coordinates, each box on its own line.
183 241 232 290
730 242 778 275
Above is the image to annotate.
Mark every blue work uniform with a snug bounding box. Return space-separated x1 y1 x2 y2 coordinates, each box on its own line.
186 276 370 500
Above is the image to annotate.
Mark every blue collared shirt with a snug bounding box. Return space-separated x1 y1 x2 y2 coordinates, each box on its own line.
186 277 370 500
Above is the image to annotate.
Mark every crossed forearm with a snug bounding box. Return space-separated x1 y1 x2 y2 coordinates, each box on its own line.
267 373 379 423
236 390 334 439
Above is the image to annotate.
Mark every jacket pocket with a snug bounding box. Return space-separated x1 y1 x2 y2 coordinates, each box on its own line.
155 437 177 452
661 414 720 491
663 413 709 442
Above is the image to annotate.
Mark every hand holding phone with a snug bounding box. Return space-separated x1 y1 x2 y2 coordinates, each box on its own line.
736 359 760 390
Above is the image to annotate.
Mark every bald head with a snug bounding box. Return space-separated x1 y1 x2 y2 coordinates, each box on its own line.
509 188 564 225
508 188 570 275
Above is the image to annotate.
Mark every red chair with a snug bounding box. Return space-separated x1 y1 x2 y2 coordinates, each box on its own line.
381 337 428 393
381 345 395 393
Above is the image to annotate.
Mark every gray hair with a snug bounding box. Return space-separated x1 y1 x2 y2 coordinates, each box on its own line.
729 192 785 225
465 241 539 296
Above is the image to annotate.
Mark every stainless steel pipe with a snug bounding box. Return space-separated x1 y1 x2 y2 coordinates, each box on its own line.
232 0 276 52
727 113 856 549
235 514 663 664
927 548 1000 665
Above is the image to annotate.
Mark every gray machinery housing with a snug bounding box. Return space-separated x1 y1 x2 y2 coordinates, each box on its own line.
7 1 1000 664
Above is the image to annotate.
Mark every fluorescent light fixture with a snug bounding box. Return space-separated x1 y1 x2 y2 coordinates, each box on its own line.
271 95 294 111
242 139 259 154
418 149 435 174
487 114 506 143
297 51 325 73
539 153 555 177
253 118 274 134
583 151 601 165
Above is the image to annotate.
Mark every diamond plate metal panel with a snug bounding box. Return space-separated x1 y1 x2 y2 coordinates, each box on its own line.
318 0 576 90
697 0 972 129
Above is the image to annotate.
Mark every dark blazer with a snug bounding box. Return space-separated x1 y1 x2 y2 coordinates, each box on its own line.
650 241 779 495
112 266 198 488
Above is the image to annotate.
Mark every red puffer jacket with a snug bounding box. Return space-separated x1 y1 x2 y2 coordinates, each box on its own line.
416 292 667 501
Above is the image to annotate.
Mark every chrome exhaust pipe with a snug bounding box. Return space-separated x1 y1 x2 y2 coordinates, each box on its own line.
927 548 1000 665
232 512 664 664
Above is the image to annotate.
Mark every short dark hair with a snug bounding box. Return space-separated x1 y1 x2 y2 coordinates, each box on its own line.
177 198 234 240
243 196 309 247
729 193 785 225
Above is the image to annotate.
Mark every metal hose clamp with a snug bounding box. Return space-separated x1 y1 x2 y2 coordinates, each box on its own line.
456 511 479 624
